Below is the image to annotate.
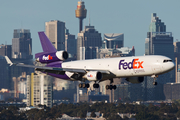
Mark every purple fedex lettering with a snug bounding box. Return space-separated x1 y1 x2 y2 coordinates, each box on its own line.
119 59 135 70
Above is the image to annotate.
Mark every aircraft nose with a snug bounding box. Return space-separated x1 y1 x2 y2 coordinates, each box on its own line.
168 62 175 71
162 61 175 72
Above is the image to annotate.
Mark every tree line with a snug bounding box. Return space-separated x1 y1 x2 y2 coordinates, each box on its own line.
1 100 180 120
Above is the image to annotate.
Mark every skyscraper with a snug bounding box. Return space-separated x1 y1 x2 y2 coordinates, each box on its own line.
65 29 77 60
12 29 32 59
144 13 175 100
11 29 34 92
77 25 102 60
174 41 180 83
45 20 65 51
27 73 53 108
0 45 12 58
0 56 11 89
104 33 124 49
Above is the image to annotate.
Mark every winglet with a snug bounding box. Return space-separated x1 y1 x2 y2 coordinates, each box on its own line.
5 56 13 66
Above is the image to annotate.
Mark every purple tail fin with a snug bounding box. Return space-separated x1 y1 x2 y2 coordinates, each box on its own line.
35 32 57 58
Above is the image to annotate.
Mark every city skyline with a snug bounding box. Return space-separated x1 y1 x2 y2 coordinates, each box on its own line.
0 0 180 57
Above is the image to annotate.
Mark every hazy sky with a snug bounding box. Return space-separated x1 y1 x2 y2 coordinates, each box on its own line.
0 0 180 57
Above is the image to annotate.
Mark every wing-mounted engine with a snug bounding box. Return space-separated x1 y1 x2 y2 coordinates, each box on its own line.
84 71 102 81
36 51 68 63
126 77 144 83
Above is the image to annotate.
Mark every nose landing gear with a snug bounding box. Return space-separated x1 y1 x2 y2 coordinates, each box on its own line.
152 75 158 86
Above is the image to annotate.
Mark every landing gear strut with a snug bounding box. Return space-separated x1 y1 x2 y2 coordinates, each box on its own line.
106 79 116 90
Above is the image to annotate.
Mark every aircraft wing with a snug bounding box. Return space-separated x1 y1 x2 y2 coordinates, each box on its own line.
5 56 110 75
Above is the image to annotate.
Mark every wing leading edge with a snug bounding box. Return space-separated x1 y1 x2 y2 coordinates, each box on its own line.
5 56 110 75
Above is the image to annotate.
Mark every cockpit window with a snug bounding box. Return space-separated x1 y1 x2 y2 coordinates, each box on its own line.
163 59 172 63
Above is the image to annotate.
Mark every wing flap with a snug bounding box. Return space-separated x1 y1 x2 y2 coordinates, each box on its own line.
36 68 65 75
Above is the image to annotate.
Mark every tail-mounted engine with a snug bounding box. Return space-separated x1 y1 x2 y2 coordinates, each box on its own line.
84 71 102 81
126 77 144 84
36 51 68 63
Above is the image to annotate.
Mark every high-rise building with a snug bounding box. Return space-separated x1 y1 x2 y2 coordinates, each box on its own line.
0 56 11 89
164 83 180 100
174 41 180 83
12 29 32 59
144 13 175 100
65 29 77 60
0 45 12 58
104 33 124 49
85 47 98 60
77 25 102 60
45 20 65 51
148 13 166 32
27 73 53 108
98 46 135 59
11 29 33 91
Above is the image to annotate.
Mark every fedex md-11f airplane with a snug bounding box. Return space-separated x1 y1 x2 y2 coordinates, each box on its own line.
5 32 175 90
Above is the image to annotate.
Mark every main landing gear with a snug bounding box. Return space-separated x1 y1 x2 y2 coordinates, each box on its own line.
93 83 99 88
78 82 99 88
152 75 158 85
79 83 90 88
106 79 116 90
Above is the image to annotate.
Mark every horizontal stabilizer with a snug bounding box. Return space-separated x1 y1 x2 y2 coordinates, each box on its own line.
5 56 13 66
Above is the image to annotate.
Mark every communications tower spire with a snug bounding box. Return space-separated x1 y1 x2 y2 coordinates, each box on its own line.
75 0 87 32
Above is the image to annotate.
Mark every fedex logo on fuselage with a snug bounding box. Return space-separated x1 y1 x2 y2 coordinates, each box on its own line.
87 74 93 77
42 55 53 61
119 59 143 70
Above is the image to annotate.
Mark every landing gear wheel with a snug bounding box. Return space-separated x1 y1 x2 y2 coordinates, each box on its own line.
93 83 99 88
106 85 109 90
86 83 90 88
82 83 86 88
79 83 82 88
106 85 116 90
153 82 157 85
79 83 90 88
109 85 113 90
113 85 116 90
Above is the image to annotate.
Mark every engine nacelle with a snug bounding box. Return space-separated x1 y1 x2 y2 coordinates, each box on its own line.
84 71 102 81
126 77 144 84
36 51 68 63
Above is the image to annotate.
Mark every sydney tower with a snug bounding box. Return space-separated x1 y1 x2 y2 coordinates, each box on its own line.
75 0 87 32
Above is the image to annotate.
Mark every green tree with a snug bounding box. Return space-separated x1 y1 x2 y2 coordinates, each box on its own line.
148 103 159 114
90 111 96 117
16 113 27 120
7 106 19 114
135 111 159 120
117 103 126 113
34 109 47 120
177 110 180 118
77 110 86 118
54 112 62 119
123 103 134 113
172 103 178 113
107 113 122 120
0 109 16 120
26 108 39 120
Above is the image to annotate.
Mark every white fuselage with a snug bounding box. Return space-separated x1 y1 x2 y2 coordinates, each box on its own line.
62 55 174 80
